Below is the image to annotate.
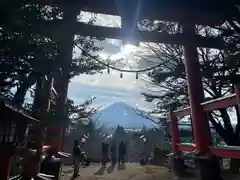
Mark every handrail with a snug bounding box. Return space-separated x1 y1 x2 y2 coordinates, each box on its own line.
210 146 240 159
174 93 237 118
176 143 240 159
177 143 196 152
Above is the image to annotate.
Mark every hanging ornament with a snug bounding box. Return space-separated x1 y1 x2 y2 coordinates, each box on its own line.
136 72 139 79
107 66 110 74
120 71 123 78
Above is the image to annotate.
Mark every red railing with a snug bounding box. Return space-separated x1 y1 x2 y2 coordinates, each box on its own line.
170 90 240 159
174 93 237 118
177 143 196 152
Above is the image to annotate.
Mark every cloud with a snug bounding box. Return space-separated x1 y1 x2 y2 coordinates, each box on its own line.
70 42 156 109
71 71 140 90
96 39 122 55
88 88 134 98
68 82 144 109
68 12 160 110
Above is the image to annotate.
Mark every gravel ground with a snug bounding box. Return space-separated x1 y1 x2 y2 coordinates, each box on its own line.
61 163 240 180
61 163 178 180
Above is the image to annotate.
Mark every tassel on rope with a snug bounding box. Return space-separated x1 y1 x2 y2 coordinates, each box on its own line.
136 72 138 79
120 71 123 78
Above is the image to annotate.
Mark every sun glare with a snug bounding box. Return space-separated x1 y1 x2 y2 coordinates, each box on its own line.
99 43 138 61
121 44 137 55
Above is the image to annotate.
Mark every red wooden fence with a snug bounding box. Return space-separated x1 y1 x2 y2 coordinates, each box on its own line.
170 90 240 159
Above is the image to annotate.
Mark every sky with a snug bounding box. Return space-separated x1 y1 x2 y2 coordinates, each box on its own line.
66 11 240 126
68 12 159 111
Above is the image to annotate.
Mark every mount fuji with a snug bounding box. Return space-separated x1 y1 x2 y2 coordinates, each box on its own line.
92 102 163 128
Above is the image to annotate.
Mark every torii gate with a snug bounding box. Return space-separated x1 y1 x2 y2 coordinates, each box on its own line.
7 1 240 180
41 1 238 179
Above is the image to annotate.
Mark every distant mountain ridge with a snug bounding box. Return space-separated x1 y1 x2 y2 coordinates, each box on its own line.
92 102 161 128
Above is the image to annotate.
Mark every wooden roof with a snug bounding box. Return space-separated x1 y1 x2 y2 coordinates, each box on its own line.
0 102 39 123
35 0 239 26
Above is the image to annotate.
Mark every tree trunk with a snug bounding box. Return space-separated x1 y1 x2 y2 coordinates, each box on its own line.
12 73 37 107
212 121 240 145
210 111 240 172
209 112 240 144
219 108 233 133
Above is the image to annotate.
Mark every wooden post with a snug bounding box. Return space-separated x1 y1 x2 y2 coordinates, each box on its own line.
42 4 78 155
169 108 186 177
182 23 222 180
22 77 52 178
53 5 78 153
40 7 78 178
0 145 14 180
54 75 69 152
169 109 180 154
182 23 211 153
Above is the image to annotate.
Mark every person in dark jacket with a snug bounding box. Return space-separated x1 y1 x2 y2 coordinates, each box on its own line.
72 140 84 177
101 141 109 167
118 141 126 165
110 141 117 165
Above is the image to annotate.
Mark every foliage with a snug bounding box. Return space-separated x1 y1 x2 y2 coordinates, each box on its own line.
64 98 108 159
67 96 98 127
0 1 58 91
66 96 107 142
139 22 235 112
137 18 240 145
0 1 104 108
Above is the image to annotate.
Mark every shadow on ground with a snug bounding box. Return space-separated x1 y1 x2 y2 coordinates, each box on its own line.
118 164 126 170
107 164 116 174
94 166 106 175
69 174 80 180
61 164 187 180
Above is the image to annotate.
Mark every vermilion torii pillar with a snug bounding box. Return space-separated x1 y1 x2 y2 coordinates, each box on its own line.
181 23 220 180
182 23 212 153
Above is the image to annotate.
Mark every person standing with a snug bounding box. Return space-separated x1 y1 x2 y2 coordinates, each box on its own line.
101 141 109 167
110 141 117 165
72 140 83 178
118 141 126 165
